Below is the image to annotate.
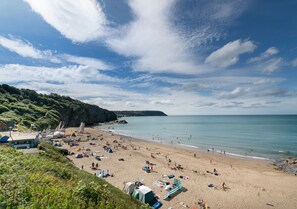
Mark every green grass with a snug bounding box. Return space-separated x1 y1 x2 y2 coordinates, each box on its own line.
0 142 150 209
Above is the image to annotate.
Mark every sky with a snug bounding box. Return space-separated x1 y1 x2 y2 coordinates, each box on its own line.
0 0 297 115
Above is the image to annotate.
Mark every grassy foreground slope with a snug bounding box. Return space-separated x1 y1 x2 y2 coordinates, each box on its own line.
0 84 117 131
0 142 149 209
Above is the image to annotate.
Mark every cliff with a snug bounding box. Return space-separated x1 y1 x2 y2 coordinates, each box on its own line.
114 110 167 117
0 84 117 130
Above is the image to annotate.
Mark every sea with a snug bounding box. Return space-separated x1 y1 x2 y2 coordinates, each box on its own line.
100 115 297 161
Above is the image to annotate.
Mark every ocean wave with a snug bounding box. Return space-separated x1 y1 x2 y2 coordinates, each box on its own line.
222 151 270 161
179 144 199 149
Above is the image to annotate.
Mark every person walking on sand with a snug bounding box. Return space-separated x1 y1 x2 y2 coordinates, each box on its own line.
222 182 227 191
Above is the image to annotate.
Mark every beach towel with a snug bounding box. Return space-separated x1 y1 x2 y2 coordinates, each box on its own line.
152 201 162 209
168 174 175 179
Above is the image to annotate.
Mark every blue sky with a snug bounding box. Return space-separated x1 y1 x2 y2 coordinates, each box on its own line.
0 0 297 115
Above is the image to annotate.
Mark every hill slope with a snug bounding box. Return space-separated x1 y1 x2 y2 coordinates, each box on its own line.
0 84 117 130
0 142 149 209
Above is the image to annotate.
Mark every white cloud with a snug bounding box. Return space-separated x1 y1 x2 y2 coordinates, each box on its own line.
106 0 202 74
0 64 118 84
218 87 251 99
292 58 297 67
0 36 112 70
1 63 294 114
151 99 174 105
248 47 279 63
24 0 107 42
205 39 256 68
61 54 113 70
0 35 59 62
262 58 283 73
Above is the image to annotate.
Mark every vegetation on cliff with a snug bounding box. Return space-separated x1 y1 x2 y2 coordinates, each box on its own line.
114 110 167 117
0 142 149 209
0 84 117 131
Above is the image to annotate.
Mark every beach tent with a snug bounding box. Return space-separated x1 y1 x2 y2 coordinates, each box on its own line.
137 185 154 204
123 182 136 195
53 131 64 138
0 136 9 143
132 190 139 199
75 153 83 158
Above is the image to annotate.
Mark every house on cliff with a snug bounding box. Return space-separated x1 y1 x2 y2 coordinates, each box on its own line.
7 133 40 149
0 121 7 131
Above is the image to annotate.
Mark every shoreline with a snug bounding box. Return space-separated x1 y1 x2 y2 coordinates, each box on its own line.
98 126 274 162
98 115 297 162
96 125 297 176
61 127 297 209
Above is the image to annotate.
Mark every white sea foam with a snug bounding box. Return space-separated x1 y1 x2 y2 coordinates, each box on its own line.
223 151 270 161
179 144 199 149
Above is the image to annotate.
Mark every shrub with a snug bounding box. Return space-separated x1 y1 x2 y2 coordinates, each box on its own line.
0 105 9 114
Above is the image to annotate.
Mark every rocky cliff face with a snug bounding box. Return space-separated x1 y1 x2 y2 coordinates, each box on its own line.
59 103 117 127
0 84 117 130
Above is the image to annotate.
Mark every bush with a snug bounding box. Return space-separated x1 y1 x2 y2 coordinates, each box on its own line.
0 105 9 114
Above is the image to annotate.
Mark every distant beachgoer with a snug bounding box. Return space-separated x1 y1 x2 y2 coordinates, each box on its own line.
194 153 196 158
92 162 95 167
96 163 98 168
224 151 226 155
222 182 226 191
81 165 84 170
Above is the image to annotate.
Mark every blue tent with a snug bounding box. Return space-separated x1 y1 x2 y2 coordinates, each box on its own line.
0 136 9 143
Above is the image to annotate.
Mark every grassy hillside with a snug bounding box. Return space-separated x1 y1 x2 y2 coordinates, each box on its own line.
0 84 117 131
0 142 149 209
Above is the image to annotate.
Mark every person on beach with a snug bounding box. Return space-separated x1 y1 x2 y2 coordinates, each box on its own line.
222 182 227 191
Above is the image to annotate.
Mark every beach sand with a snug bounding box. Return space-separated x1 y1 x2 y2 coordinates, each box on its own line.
62 127 297 209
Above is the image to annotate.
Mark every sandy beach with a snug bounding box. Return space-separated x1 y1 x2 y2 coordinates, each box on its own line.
61 127 297 209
